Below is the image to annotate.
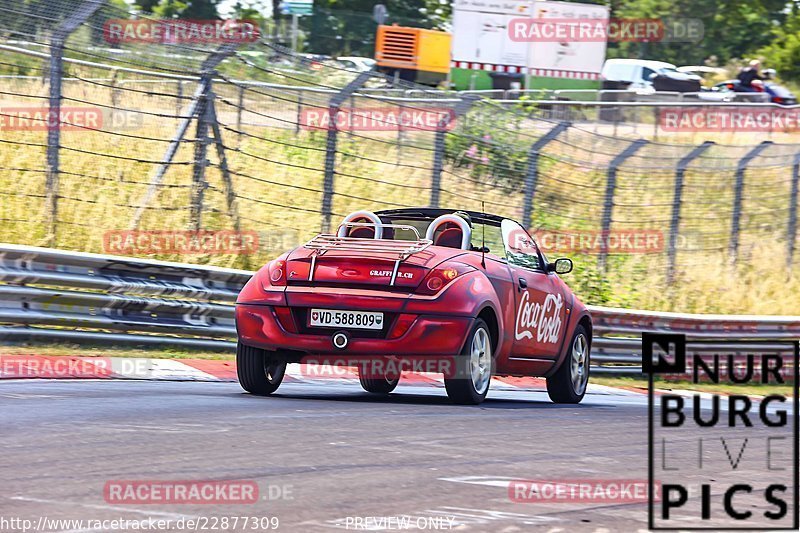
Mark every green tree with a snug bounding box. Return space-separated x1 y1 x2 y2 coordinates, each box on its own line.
88 0 131 45
608 0 789 66
134 0 220 19
300 0 443 56
134 0 161 14
757 5 800 81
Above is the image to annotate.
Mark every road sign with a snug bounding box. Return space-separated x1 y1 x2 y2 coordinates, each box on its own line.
280 0 313 16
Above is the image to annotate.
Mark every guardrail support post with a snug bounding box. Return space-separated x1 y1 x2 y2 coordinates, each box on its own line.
44 0 105 245
598 138 648 272
522 121 570 228
730 141 773 262
788 152 800 270
430 96 478 208
320 72 373 233
667 141 714 284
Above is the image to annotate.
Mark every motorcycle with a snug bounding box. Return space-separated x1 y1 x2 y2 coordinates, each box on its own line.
714 70 797 105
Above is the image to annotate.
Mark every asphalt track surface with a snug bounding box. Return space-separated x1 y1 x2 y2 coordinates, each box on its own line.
0 378 794 532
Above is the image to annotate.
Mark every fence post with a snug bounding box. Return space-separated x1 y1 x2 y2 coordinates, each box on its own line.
730 141 773 262
598 138 648 272
176 80 183 117
430 96 478 208
787 152 800 270
295 90 303 135
236 85 244 147
44 0 104 245
522 121 570 228
130 44 238 230
190 90 211 231
320 72 373 233
667 141 714 284
207 99 242 235
109 68 120 109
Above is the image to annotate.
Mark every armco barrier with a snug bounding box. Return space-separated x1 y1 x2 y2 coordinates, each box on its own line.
1 243 798 375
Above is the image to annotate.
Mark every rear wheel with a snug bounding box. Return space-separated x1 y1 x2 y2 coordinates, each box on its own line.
358 368 400 394
237 342 286 395
444 319 493 405
546 325 590 404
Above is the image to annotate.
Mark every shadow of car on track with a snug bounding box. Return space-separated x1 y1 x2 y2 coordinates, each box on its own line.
232 390 604 409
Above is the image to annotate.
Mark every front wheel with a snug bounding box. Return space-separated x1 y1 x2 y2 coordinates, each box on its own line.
444 318 493 405
546 325 590 404
237 342 286 395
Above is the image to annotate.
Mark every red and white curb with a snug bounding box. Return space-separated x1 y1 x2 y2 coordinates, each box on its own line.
0 355 644 395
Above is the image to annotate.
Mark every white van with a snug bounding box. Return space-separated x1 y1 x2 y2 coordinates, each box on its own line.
601 59 699 90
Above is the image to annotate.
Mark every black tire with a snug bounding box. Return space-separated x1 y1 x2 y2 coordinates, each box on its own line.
546 325 590 404
444 318 493 405
237 342 286 395
358 371 400 394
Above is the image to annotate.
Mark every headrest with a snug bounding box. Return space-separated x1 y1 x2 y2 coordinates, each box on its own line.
336 210 383 239
425 214 472 250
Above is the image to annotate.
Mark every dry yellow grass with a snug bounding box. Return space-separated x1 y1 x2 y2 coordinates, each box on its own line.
1 78 799 315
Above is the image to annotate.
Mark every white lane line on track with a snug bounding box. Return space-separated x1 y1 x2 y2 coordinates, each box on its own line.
438 475 517 488
110 358 222 381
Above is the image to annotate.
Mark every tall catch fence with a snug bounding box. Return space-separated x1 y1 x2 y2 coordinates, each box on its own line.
0 0 798 313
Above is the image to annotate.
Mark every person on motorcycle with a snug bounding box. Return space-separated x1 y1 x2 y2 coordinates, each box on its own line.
737 60 765 92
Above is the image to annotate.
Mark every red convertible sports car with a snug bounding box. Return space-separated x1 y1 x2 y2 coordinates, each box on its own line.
235 208 592 404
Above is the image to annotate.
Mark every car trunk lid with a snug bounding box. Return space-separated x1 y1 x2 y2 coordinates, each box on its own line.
285 242 465 290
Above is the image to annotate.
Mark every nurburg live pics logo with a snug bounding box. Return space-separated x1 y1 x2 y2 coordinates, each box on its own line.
643 333 799 530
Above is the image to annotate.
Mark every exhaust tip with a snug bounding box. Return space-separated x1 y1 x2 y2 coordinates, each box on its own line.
332 331 349 350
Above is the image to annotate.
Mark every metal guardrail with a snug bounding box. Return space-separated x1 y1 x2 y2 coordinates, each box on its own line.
1 243 798 375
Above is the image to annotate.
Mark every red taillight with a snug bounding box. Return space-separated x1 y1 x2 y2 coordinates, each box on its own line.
388 313 417 339
426 277 443 292
268 260 286 285
417 264 474 296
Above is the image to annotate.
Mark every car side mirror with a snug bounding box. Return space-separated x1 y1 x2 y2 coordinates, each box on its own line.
548 258 573 275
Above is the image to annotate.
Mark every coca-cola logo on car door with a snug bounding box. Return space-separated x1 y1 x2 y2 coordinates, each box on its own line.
515 291 564 343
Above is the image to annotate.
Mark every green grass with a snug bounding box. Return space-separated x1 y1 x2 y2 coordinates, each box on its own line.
591 376 795 397
2 77 800 315
0 344 234 360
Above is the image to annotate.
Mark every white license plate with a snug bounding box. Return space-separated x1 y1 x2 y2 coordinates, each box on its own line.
309 309 384 330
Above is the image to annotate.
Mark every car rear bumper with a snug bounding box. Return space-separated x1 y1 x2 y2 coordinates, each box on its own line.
236 303 472 356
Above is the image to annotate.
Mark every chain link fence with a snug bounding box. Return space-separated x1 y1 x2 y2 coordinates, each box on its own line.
0 0 799 313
